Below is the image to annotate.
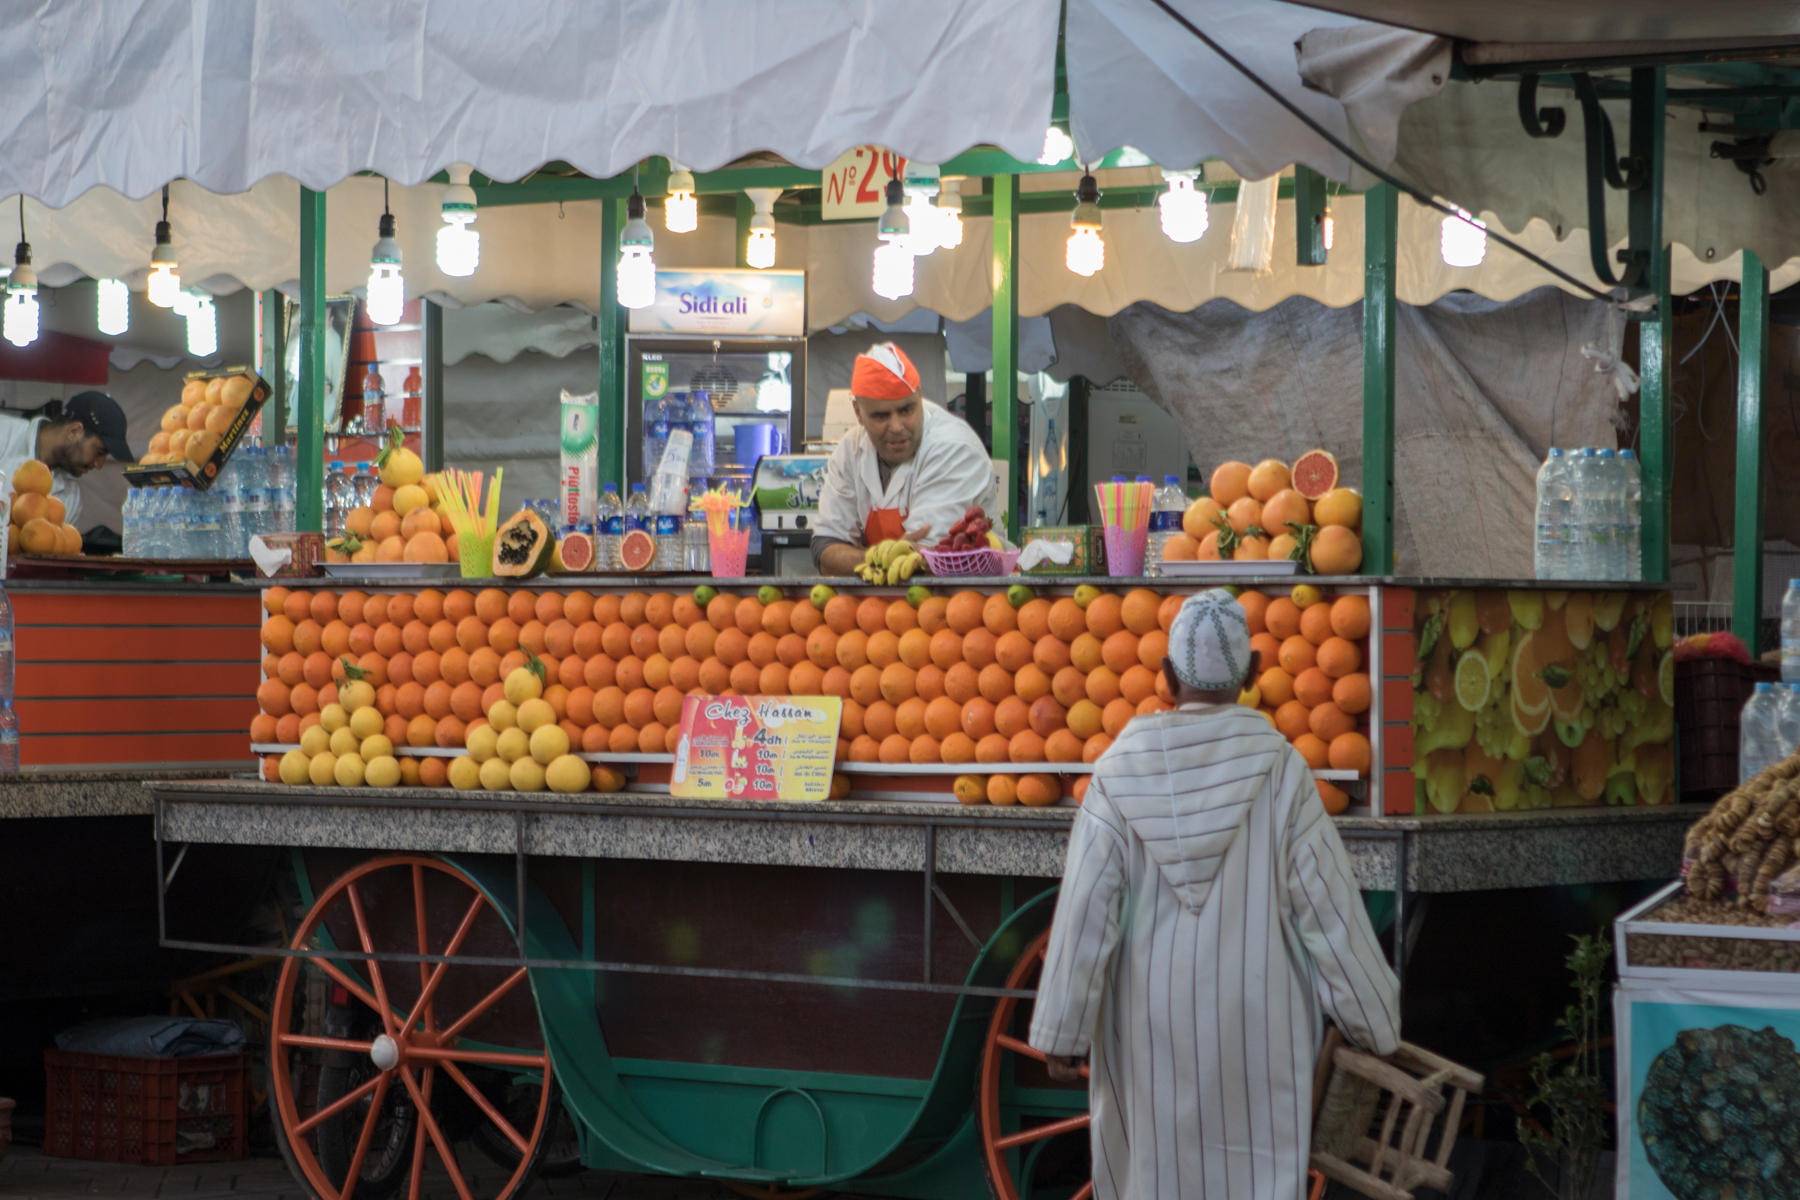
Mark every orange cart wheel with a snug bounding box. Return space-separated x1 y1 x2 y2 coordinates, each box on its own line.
270 855 555 1200
978 928 1092 1200
723 1184 826 1200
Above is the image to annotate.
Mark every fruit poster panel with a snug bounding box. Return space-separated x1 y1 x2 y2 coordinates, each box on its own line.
1410 588 1675 812
670 694 844 802
1614 982 1800 1198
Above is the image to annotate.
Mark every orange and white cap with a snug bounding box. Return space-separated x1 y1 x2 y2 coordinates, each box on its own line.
850 342 920 401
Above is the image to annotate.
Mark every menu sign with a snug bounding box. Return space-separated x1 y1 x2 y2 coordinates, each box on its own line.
670 694 843 802
822 146 907 220
626 269 806 337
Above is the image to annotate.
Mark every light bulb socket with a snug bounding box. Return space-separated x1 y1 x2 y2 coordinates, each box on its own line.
667 167 696 198
378 212 396 239
150 221 176 266
877 178 909 239
1075 173 1100 206
13 242 29 268
627 189 647 221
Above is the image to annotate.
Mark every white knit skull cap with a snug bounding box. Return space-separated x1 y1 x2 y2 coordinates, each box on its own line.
1166 588 1251 692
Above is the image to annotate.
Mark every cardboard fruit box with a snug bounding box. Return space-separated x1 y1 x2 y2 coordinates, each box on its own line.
124 369 271 493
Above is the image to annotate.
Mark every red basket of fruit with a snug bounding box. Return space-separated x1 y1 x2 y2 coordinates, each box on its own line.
921 547 1021 577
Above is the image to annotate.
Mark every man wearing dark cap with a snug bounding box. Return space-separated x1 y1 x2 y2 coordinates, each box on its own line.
0 390 137 526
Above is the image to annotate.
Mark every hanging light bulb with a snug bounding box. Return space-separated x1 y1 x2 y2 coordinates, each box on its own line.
936 178 964 251
1321 205 1335 252
900 164 941 258
664 163 698 234
617 186 657 309
147 184 180 308
742 188 781 269
4 240 38 350
366 181 405 325
186 292 218 358
871 179 914 301
1440 206 1487 268
1039 125 1075 166
436 163 479 277
1157 168 1208 243
171 288 200 319
1066 173 1104 277
96 278 130 337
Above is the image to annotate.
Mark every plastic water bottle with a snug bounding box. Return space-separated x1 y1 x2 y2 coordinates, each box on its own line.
1781 579 1800 685
1773 683 1800 766
0 581 14 703
688 391 715 475
1534 449 1567 580
324 460 347 538
1564 448 1595 580
653 485 685 571
1147 474 1186 577
1741 683 1781 784
625 483 650 537
352 462 376 511
0 700 18 776
1596 449 1627 581
597 481 624 570
643 394 671 479
1619 449 1643 581
686 478 711 572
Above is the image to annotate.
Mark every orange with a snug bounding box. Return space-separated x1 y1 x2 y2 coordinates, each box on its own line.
629 624 661 660
946 592 985 634
1017 774 1061 807
1016 598 1052 642
1237 591 1270 635
704 593 737 631
264 585 292 617
1183 496 1226 541
961 698 998 739
257 678 293 717
994 695 1031 739
1292 733 1330 769
638 592 670 629
1226 496 1263 536
729 597 763 636
1161 534 1199 562
1263 598 1301 641
679 622 714 661
502 590 536 625
1014 664 1052 703
1266 533 1300 564
486 617 520 655
943 663 980 705
638 723 669 753
1308 702 1354 742
654 623 685 661
1119 665 1157 706
878 734 911 764
849 734 881 762
406 714 437 747
644 653 674 690
1047 598 1086 642
276 713 302 743
747 632 779 668
823 594 859 635
1292 667 1334 709
898 628 932 670
1042 728 1080 763
929 629 963 670
728 661 761 695
582 725 609 753
707 627 744 668
1009 730 1046 762
1121 589 1161 637
1102 697 1135 738
976 733 1011 764
924 697 962 740
311 591 344 624
1028 695 1068 737
840 699 868 738
909 735 942 764
866 630 900 669
850 664 882 706
1332 673 1372 716
1233 534 1272 561
776 634 807 668
1102 630 1140 675
614 657 646 692
1069 634 1104 674
282 590 312 624
261 615 297 654
880 663 918 704
694 658 728 694
599 622 631 660
654 686 686 726
941 732 978 764
1309 525 1363 575
1328 732 1371 773
915 664 946 701
995 631 1034 673
1247 458 1292 502
617 592 649 627
1329 595 1371 640
622 688 657 728
1209 461 1252 504
987 774 1018 806
473 588 508 624
894 698 927 739
1052 666 1088 709
1082 733 1113 763
916 595 950 634
584 654 618 690
978 664 1015 704
806 627 840 670
1299 602 1334 647
670 595 701 629
566 686 597 726
863 701 897 740
982 593 1018 635
855 597 888 636
608 725 639 753
1250 633 1282 676
1313 488 1362 529
1316 637 1361 680
962 628 998 670
884 600 918 636
1260 488 1311 538
1085 667 1122 706
1278 636 1316 676
519 620 548 655
835 629 870 671
1085 594 1124 639
1275 700 1312 741
1317 780 1350 815
1258 667 1295 708
1033 636 1072 675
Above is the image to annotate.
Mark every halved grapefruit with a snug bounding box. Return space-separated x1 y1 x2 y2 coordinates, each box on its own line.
558 530 595 572
1290 449 1340 501
619 529 656 571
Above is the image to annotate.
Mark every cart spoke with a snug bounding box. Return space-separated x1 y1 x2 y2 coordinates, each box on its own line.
400 891 487 1035
994 1112 1090 1150
345 882 396 1036
408 1045 548 1069
435 966 528 1044
278 1033 377 1056
398 1065 474 1200
304 952 384 1017
996 1034 1046 1063
438 1057 530 1155
407 1066 433 1200
338 1071 391 1200
294 1072 382 1135
1070 1183 1094 1200
412 864 432 1006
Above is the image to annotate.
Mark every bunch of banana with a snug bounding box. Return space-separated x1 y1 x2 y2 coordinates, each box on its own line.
856 538 924 584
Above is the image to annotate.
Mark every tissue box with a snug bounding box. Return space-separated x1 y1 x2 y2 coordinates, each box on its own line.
1021 525 1103 576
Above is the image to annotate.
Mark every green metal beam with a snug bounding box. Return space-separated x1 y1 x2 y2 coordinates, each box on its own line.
734 194 753 269
1293 167 1328 266
991 175 1020 543
258 289 286 443
1638 68 1673 582
596 197 627 490
421 299 445 473
1361 184 1397 577
1734 251 1768 653
296 189 326 534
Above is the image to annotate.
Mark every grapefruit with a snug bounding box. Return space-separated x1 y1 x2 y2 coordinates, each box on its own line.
618 529 656 571
1289 450 1340 501
558 531 595 572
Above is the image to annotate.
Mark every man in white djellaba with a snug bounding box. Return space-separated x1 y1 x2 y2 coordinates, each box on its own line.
1029 588 1400 1200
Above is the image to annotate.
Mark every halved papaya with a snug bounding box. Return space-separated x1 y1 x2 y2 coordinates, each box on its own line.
492 509 553 578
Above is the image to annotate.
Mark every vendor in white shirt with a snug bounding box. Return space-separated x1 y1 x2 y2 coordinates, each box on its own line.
0 391 137 528
811 343 996 576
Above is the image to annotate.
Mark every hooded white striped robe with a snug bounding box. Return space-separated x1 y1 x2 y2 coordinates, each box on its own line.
1029 704 1400 1200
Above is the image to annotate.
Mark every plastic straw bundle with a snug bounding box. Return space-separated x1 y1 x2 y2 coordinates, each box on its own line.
1095 478 1152 577
430 468 504 577
694 484 748 538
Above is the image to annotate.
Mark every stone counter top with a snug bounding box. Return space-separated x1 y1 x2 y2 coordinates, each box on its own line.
151 781 1696 892
0 770 235 819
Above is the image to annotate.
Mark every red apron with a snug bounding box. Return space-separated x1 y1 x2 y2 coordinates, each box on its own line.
863 505 909 548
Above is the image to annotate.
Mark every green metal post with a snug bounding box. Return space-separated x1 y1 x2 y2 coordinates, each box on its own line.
296 188 326 534
422 299 445 472
735 194 753 270
258 289 287 443
1637 69 1672 582
991 175 1020 542
1734 252 1768 652
1361 183 1398 575
596 197 627 488
1293 167 1328 266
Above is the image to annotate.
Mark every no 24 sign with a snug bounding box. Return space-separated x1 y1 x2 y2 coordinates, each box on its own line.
822 146 907 221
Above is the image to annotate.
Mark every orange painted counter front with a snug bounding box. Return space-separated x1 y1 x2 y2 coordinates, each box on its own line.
14 586 261 770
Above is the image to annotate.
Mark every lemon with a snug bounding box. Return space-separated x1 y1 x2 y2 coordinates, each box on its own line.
1658 651 1675 709
1453 650 1491 713
465 724 499 763
808 584 834 609
279 749 311 784
319 703 349 733
488 700 518 731
478 757 513 791
495 727 530 764
299 724 331 757
695 584 719 606
516 698 556 734
308 752 339 786
1073 584 1101 609
545 755 589 794
1290 583 1323 609
364 755 401 788
392 483 429 515
757 584 782 605
329 726 361 756
1238 683 1261 708
530 724 571 765
1006 583 1035 609
509 757 547 792
349 706 384 740
360 734 394 761
333 752 366 787
338 681 376 712
380 445 425 488
447 756 482 791
504 667 544 706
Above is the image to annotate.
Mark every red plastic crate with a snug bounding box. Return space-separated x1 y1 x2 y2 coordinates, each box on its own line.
43 1050 248 1165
